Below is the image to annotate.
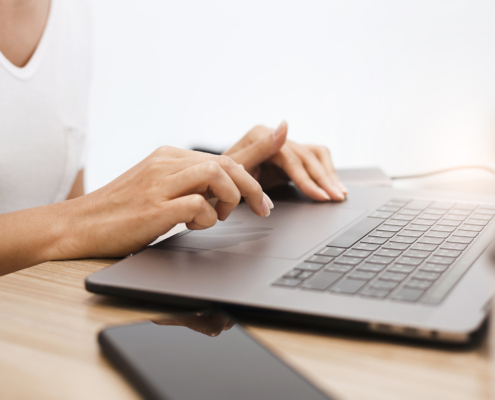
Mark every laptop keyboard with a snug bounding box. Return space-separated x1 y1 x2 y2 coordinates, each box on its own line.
272 198 495 304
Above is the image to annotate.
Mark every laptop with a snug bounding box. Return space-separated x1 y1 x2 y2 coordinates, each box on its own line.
85 184 495 343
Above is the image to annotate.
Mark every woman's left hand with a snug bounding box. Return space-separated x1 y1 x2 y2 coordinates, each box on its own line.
223 121 348 201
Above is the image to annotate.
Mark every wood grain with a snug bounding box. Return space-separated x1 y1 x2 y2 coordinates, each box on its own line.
0 258 491 400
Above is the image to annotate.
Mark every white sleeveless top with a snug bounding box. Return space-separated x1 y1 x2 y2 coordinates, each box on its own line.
0 0 91 214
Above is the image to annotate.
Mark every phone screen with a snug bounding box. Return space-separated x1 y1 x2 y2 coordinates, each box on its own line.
99 311 335 400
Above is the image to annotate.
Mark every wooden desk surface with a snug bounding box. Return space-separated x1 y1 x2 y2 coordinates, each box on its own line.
0 258 491 400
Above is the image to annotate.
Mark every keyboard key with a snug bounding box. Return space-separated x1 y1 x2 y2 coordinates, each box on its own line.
380 272 407 282
284 270 301 278
404 250 431 258
476 207 495 215
444 214 466 221
325 264 354 273
388 264 416 273
389 236 416 244
386 201 407 207
397 230 423 238
419 213 441 220
431 201 454 209
353 243 380 251
393 214 415 221
414 271 441 281
440 242 467 251
367 255 395 265
420 263 449 272
429 256 454 265
375 249 402 257
298 271 314 279
345 249 372 258
471 213 493 220
370 211 394 219
331 279 367 294
406 200 432 210
406 224 429 232
396 256 423 266
446 236 473 244
393 288 425 302
326 217 385 248
459 224 483 232
434 249 461 258
425 208 446 215
295 262 324 271
454 203 478 210
305 255 333 264
334 256 363 266
360 236 388 245
376 225 402 232
431 225 455 233
411 243 437 251
384 220 409 227
459 230 483 239
391 197 411 204
405 279 432 290
412 218 435 226
437 219 461 227
273 278 302 287
371 280 398 290
361 288 390 298
448 209 471 216
417 237 444 245
302 271 343 290
357 263 386 272
465 218 488 226
349 271 376 280
399 209 421 216
319 247 346 256
382 242 410 250
368 230 395 238
379 206 401 212
424 231 450 238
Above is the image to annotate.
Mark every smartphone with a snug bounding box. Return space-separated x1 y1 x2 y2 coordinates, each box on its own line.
99 310 336 400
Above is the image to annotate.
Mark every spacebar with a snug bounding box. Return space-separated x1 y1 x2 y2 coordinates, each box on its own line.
326 217 386 248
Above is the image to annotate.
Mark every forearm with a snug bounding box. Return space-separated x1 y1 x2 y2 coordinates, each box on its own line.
0 201 72 275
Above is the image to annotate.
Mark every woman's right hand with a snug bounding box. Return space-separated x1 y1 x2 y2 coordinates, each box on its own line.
53 146 273 260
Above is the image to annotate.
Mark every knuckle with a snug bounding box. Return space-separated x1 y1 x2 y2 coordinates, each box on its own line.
200 160 222 177
216 155 235 169
188 194 206 212
155 145 173 155
245 178 262 197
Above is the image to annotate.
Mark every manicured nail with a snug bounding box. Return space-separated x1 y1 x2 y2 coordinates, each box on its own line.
264 192 274 209
316 187 331 201
272 120 287 139
331 185 345 201
338 182 348 195
262 197 271 217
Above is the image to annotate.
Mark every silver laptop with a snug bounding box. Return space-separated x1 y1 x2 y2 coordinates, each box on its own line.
86 184 495 343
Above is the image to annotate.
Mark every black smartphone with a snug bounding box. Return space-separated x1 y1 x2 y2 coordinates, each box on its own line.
98 310 336 400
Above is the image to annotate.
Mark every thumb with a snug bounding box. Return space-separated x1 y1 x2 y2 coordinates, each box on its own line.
230 120 288 171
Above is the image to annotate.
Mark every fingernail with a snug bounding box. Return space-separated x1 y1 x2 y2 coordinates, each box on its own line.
264 192 274 209
272 120 287 139
316 187 331 201
238 164 245 170
262 197 271 217
338 182 348 195
331 185 345 201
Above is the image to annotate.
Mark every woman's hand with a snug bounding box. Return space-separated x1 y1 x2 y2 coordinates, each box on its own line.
223 121 347 201
0 146 273 273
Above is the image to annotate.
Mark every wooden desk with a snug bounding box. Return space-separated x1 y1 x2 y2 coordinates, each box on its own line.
0 258 491 400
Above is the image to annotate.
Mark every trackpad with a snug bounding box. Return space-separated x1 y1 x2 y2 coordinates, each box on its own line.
160 202 367 259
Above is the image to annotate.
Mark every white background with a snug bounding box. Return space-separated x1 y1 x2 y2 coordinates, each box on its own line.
87 0 495 192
